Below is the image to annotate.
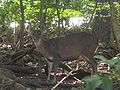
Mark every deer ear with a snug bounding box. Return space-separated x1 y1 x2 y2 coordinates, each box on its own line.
41 30 47 35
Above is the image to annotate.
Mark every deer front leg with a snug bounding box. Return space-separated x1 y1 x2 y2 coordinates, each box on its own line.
53 57 60 82
47 61 53 80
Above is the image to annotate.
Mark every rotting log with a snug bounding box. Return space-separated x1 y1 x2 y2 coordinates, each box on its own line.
5 46 36 65
0 64 35 75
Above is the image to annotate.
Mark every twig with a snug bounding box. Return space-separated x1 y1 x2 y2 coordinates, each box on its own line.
51 69 75 90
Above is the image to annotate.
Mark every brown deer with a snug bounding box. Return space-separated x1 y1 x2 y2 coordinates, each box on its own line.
31 29 98 82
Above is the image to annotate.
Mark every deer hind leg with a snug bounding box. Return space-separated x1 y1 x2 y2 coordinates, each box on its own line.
91 59 97 75
76 56 81 70
82 55 97 75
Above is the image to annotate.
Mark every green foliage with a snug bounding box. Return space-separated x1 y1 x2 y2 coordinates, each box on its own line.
95 1 119 18
61 9 83 18
94 55 120 69
101 75 113 90
94 55 120 79
82 75 102 90
0 0 94 31
0 0 20 31
0 0 119 35
80 55 120 90
36 88 44 90
82 74 113 90
97 2 110 10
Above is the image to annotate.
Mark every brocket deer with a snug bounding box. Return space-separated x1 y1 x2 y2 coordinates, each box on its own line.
31 29 98 82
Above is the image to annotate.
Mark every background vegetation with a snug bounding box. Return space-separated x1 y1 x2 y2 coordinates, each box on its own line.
0 0 120 90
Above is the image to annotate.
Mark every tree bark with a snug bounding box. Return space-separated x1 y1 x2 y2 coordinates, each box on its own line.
13 22 17 45
56 0 61 35
39 0 44 30
109 0 120 53
20 0 25 50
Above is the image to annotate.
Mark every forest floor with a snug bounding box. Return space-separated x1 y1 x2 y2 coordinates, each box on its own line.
0 59 120 90
0 44 120 90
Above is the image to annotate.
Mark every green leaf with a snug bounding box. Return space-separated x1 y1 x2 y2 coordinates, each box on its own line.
36 88 44 90
94 55 108 62
94 55 119 66
101 76 113 90
82 75 102 90
106 57 120 67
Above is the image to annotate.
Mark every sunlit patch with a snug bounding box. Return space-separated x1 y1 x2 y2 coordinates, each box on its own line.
69 17 84 26
10 22 18 28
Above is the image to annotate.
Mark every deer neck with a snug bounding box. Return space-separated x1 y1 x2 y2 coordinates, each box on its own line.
34 38 47 56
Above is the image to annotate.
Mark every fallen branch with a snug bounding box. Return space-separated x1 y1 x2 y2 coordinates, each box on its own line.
16 77 80 89
51 70 75 90
0 64 35 74
5 46 36 65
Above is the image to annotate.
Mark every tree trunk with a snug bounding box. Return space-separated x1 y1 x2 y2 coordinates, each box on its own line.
65 18 69 26
56 0 61 35
13 22 17 45
39 0 44 30
20 0 24 50
109 0 120 53
38 0 44 78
